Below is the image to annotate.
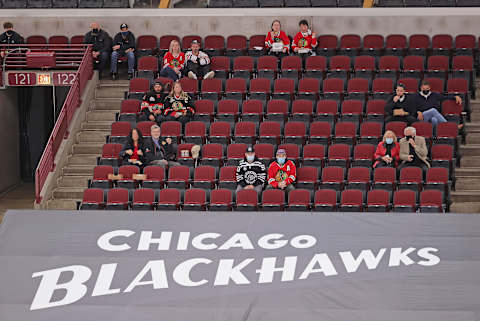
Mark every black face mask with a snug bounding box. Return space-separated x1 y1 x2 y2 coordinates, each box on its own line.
405 135 413 141
92 28 99 34
422 90 430 95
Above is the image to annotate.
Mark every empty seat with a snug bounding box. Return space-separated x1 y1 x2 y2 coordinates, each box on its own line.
226 35 247 56
297 78 320 101
259 121 281 145
250 78 271 100
366 189 390 212
328 55 351 79
183 188 207 211
210 56 230 79
339 34 361 56
204 35 225 56
226 143 248 166
309 121 331 145
305 56 327 78
425 167 449 192
385 34 407 55
372 78 394 100
432 34 453 56
320 166 344 191
431 144 454 170
219 166 237 189
99 143 122 167
232 56 253 79
184 121 206 145
210 188 233 211
316 99 339 124
378 55 400 79
193 100 215 123
217 99 240 123
339 189 363 212
352 144 376 168
193 166 217 189
106 188 129 210
323 78 344 100
209 121 231 145
234 121 257 144
296 166 319 190
419 190 444 213
393 190 417 212
201 78 223 100
136 121 156 137
363 34 384 55
110 121 131 144
119 99 141 123
157 188 181 210
80 188 104 210
236 189 258 210
160 121 182 143
313 189 337 212
385 121 407 139
248 34 266 56
292 99 314 123
302 144 325 167
359 121 382 145
257 56 278 79
373 167 396 191
91 165 114 189
137 35 157 56
167 165 190 189
261 189 285 211
242 99 264 122
334 122 356 145
284 121 306 145
408 34 430 55
201 143 224 167
117 165 139 190
142 166 165 189
273 78 295 100
399 166 423 191
132 188 155 210
225 77 247 100
287 189 311 211
328 143 351 167
340 99 363 122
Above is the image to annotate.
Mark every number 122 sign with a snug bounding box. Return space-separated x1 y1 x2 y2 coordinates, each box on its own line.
53 72 76 86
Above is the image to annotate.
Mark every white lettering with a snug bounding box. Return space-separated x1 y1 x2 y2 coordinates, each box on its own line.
299 253 338 279
389 247 416 267
290 235 317 249
137 231 172 251
256 257 297 283
258 234 288 250
214 258 254 285
417 247 440 266
97 230 135 252
173 258 211 287
92 263 121 297
218 233 254 250
124 260 168 292
192 233 221 250
339 249 386 273
177 232 190 250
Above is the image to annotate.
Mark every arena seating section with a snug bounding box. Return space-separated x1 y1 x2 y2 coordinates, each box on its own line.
54 32 471 212
3 0 480 7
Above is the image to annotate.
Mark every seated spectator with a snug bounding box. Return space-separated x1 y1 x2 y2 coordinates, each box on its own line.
267 149 296 192
84 22 111 79
120 128 146 167
139 81 165 123
163 81 195 126
414 80 463 128
292 19 317 57
385 84 416 125
0 22 23 58
111 23 136 80
144 124 180 167
184 40 214 80
236 146 267 194
265 20 290 57
398 126 430 172
159 40 185 81
373 130 400 168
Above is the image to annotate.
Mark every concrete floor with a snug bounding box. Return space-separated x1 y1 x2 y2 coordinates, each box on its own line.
0 183 35 223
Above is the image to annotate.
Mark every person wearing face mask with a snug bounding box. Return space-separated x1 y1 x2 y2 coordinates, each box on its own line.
373 130 400 168
236 147 267 194
84 22 112 79
139 81 166 123
292 20 317 57
265 20 290 57
0 22 23 59
398 126 430 173
144 125 181 167
267 149 296 192
111 23 136 80
385 84 417 125
184 40 214 80
413 80 463 128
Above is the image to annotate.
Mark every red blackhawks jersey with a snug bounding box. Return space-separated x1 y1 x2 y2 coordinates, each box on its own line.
292 31 317 51
265 30 290 52
268 160 296 188
163 52 185 70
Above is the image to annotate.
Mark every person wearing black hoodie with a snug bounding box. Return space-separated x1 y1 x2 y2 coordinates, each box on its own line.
84 22 112 79
0 22 23 58
111 23 136 80
385 84 417 125
139 81 166 123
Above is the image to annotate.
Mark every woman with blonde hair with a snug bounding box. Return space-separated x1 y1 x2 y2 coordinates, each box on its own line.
373 130 400 168
159 40 185 81
163 81 195 126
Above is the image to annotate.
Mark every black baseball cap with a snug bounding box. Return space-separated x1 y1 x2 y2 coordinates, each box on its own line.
246 146 254 153
120 23 128 29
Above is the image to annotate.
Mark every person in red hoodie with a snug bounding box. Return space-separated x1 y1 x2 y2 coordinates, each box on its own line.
292 19 317 57
159 40 185 81
265 20 290 57
373 130 400 168
267 149 296 192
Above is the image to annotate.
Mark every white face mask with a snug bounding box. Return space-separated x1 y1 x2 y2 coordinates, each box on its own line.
246 155 255 162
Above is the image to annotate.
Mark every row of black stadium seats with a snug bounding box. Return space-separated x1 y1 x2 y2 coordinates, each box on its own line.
0 0 129 8
208 0 479 7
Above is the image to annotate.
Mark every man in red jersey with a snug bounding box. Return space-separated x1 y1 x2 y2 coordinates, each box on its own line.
267 149 296 192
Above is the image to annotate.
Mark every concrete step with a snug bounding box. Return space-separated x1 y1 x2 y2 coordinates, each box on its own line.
455 167 480 177
82 121 113 131
94 98 123 111
470 112 480 122
53 187 85 200
46 199 79 210
57 175 91 188
99 80 129 87
86 110 117 122
450 190 480 203
455 178 480 191
95 86 127 99
67 154 99 166
77 130 109 143
63 165 96 176
460 156 480 167
459 144 480 157
465 133 480 144
450 202 480 213
72 143 104 154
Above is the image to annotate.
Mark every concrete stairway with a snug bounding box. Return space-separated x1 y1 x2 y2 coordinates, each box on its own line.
451 80 480 213
46 80 129 210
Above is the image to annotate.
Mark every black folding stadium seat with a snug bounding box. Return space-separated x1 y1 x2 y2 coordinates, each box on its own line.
103 0 129 7
233 0 259 6
285 0 311 6
78 0 103 7
430 0 455 6
259 0 284 6
376 0 404 6
311 0 337 6
3 0 27 8
337 0 362 6
55 0 70 6
208 0 233 6
456 0 480 6
28 0 52 7
404 0 428 5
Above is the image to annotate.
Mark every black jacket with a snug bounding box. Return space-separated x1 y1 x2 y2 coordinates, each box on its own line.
412 92 456 113
84 29 112 53
144 137 177 163
140 91 165 118
385 94 416 117
163 94 195 117
0 31 23 45
120 139 146 165
112 31 135 54
236 157 267 187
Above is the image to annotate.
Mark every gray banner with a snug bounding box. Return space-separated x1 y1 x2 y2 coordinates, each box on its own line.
1 210 480 321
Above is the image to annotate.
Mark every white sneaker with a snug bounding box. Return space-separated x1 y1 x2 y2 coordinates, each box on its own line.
203 71 215 79
188 71 197 80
